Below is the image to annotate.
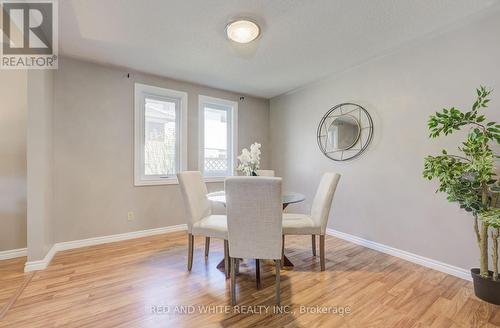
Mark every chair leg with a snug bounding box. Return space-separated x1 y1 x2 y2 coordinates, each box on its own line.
224 240 230 279
255 259 261 289
312 235 317 256
235 258 240 274
320 235 325 271
275 259 281 305
230 257 237 306
204 237 210 258
281 235 285 268
187 233 194 271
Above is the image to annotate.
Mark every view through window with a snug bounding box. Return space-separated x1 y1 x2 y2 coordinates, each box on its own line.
204 106 229 174
144 97 178 176
200 96 237 178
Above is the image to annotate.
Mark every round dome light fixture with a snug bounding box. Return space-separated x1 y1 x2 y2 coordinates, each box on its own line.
226 19 260 44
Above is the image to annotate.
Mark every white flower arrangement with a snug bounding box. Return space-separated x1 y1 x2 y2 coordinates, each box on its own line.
237 142 261 176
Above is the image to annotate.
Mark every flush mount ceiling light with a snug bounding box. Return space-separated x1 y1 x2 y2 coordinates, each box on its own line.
226 19 260 44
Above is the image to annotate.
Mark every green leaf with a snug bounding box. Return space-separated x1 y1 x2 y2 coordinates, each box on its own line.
423 86 497 222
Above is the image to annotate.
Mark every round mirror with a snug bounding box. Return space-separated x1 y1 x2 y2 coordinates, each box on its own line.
326 115 360 151
317 103 374 161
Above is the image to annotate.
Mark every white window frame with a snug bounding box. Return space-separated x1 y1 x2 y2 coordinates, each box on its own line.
134 83 187 186
198 95 238 183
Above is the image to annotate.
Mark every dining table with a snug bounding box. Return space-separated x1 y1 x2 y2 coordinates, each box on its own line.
206 190 306 270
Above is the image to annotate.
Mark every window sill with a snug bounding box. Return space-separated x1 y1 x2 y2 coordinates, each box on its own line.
134 178 178 186
203 176 227 183
134 176 229 186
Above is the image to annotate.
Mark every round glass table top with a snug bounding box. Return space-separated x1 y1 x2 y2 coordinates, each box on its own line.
206 191 305 205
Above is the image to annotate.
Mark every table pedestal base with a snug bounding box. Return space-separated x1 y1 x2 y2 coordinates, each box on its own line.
282 255 294 267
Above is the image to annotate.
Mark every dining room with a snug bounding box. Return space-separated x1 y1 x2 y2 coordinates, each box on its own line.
1 1 500 327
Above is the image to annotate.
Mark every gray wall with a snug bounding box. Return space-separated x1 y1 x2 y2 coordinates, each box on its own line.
0 71 27 251
270 11 500 270
27 70 55 261
53 57 269 243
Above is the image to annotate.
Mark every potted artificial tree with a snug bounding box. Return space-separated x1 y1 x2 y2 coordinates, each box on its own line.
423 86 500 304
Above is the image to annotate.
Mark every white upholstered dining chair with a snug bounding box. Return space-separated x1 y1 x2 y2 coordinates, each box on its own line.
256 169 275 177
177 171 229 277
282 172 341 271
225 177 283 305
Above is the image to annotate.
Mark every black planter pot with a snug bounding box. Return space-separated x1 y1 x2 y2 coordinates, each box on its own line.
471 268 500 305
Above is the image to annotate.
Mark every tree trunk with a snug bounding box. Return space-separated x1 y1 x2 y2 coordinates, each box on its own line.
493 228 499 281
474 216 481 244
479 221 489 277
479 222 489 278
479 183 490 278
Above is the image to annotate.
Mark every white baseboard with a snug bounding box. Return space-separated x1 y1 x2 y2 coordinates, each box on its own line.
326 228 471 281
24 224 187 272
0 248 27 260
21 225 471 281
24 246 57 272
54 224 187 252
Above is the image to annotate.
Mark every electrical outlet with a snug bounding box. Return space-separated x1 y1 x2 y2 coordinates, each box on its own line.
127 211 134 221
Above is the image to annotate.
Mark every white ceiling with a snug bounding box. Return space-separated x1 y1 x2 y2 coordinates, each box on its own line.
60 0 498 99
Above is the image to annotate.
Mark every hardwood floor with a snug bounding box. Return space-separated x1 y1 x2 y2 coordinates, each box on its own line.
0 232 499 327
0 257 28 318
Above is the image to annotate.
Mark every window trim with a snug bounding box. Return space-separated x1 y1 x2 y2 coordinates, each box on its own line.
198 95 238 182
134 83 188 186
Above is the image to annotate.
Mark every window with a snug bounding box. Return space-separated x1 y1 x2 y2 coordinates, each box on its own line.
134 83 187 185
199 95 238 181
